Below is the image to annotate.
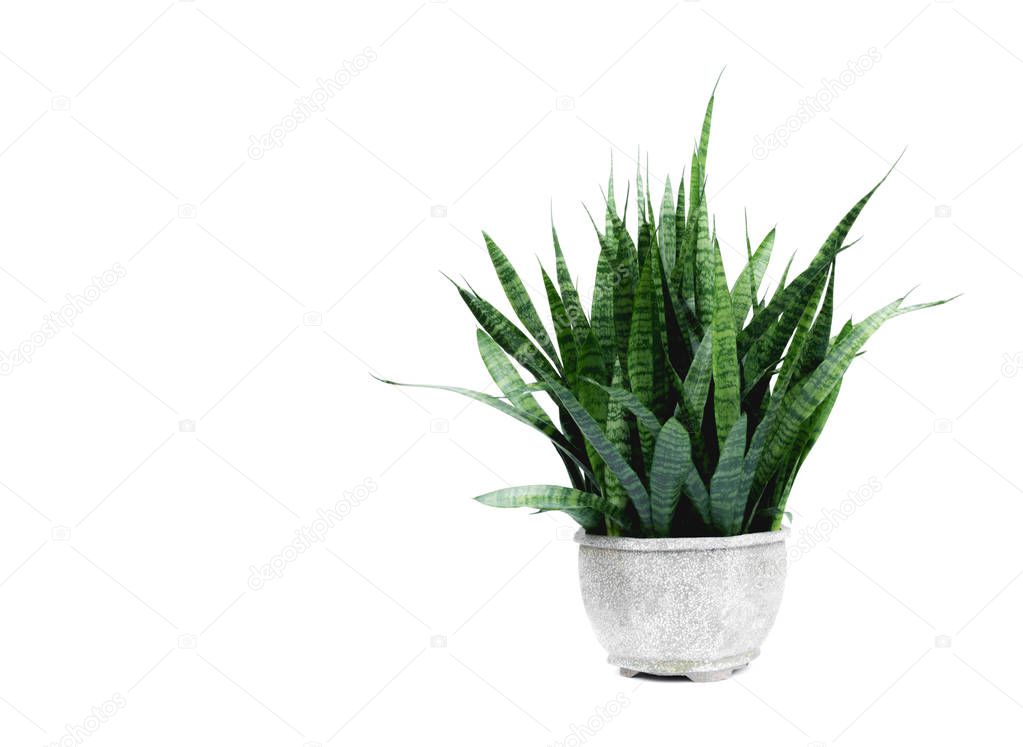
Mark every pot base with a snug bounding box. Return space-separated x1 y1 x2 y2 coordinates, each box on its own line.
612 649 759 681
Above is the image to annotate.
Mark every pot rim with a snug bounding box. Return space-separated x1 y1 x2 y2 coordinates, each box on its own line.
574 527 788 552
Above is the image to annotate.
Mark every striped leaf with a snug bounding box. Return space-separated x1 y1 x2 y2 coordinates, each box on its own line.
675 171 687 261
741 256 831 390
552 223 591 341
591 231 619 377
743 317 848 516
387 88 955 539
647 228 671 419
612 214 638 373
790 262 836 386
697 75 718 176
476 329 553 428
683 330 712 431
739 172 891 355
650 419 698 537
601 361 633 509
731 227 775 329
627 253 662 464
483 232 562 374
659 177 677 272
540 265 578 386
693 197 714 332
587 379 662 436
627 253 656 409
450 280 559 381
474 485 624 527
753 297 906 496
682 452 712 528
636 151 647 226
606 159 617 233
709 414 748 535
636 211 652 270
542 376 651 525
375 376 595 484
688 148 702 225
772 263 831 401
644 156 656 223
771 380 843 529
659 253 697 374
711 246 741 451
679 149 702 301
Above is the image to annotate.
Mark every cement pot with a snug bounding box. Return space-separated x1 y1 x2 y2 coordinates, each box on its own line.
575 528 788 681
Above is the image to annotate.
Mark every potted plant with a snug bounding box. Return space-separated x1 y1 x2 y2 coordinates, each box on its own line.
381 83 952 681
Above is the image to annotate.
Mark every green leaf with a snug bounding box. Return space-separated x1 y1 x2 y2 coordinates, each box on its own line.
694 196 714 331
542 376 651 524
645 156 655 223
606 158 617 228
476 329 554 428
374 375 595 484
636 150 647 226
773 380 843 527
591 231 619 377
540 265 578 386
474 485 624 527
711 246 741 451
741 255 831 391
601 361 634 523
678 150 702 302
636 209 652 270
650 419 699 537
772 263 831 401
561 507 605 531
790 261 836 385
586 379 662 436
739 170 893 355
627 251 667 461
675 171 687 259
683 456 712 528
659 177 677 273
483 232 562 374
687 149 702 227
627 253 656 410
709 414 748 535
450 280 559 381
552 223 590 341
611 215 638 373
753 296 906 496
697 75 719 176
683 330 712 431
553 229 608 418
770 254 795 305
648 228 671 418
659 249 697 374
731 227 775 329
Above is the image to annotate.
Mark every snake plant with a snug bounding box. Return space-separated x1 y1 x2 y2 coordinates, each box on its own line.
381 84 951 537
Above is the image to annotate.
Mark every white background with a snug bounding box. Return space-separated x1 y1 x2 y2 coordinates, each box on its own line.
0 1 1020 745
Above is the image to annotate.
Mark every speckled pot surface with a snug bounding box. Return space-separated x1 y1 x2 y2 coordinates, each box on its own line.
575 528 788 681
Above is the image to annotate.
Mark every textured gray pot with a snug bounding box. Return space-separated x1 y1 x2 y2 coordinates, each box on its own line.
575 528 788 681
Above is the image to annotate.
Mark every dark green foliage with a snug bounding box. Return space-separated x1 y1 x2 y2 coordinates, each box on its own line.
383 84 953 537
